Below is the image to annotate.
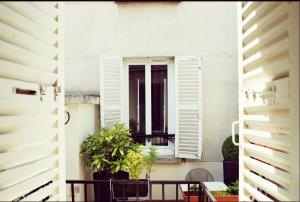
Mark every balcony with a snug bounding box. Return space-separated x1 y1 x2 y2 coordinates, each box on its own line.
66 179 216 202
131 134 175 146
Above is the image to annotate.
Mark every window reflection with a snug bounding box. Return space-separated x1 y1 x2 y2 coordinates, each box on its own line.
129 65 145 143
151 65 168 146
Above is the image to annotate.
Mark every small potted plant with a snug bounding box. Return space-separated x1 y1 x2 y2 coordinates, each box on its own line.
211 181 239 202
222 135 239 185
80 123 140 202
116 147 148 198
113 146 157 198
182 184 200 202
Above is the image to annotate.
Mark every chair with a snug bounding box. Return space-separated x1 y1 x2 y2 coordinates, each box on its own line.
185 168 214 182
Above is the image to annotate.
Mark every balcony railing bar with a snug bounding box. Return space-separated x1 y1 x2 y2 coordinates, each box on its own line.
84 183 88 202
71 183 75 202
131 134 175 146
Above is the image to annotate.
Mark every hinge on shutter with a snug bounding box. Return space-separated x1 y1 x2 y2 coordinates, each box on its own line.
54 86 62 101
261 86 276 105
40 85 47 101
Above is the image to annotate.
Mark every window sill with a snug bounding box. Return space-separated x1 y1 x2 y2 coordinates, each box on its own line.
143 144 179 163
154 155 181 164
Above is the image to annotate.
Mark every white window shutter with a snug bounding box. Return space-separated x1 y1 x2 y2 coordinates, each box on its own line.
175 56 202 159
99 55 123 128
238 2 299 201
0 2 65 201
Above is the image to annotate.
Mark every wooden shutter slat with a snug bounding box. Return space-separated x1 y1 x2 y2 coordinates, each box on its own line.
243 57 289 85
244 156 291 187
0 59 58 85
245 132 290 152
29 2 58 19
242 3 280 32
0 115 58 133
0 169 58 201
0 129 57 153
0 40 57 72
0 155 58 190
2 2 57 32
0 3 57 45
242 2 261 19
243 19 288 59
0 22 58 59
243 38 288 73
242 3 288 46
244 143 290 170
0 99 57 115
243 183 273 201
244 104 289 115
0 143 57 171
244 170 289 201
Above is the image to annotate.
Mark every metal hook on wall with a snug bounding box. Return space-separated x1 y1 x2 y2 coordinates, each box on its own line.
65 111 70 125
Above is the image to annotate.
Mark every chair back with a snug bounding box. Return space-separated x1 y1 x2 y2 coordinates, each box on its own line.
185 168 214 182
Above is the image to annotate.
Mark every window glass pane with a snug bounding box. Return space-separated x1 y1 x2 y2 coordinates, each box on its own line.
151 65 168 145
129 65 145 144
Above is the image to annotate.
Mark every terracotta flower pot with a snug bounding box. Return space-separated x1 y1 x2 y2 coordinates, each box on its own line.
182 191 199 202
214 195 239 202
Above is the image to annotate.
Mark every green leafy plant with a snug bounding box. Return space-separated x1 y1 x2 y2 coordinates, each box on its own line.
222 135 239 162
123 146 145 179
211 191 228 196
144 146 157 179
226 180 239 195
212 181 239 196
80 123 140 174
187 184 199 196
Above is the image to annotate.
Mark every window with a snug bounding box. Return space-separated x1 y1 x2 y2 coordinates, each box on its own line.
101 56 202 158
125 58 175 153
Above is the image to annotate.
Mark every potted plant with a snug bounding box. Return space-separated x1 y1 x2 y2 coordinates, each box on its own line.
211 181 239 202
113 146 157 198
116 147 148 198
182 184 200 202
80 123 140 202
222 135 239 185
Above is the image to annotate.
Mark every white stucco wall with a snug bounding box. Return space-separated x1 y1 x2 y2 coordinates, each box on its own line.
64 1 238 199
65 104 100 201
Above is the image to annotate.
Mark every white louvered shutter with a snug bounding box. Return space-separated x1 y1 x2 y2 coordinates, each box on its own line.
99 55 123 128
175 56 202 159
238 2 299 201
0 2 65 201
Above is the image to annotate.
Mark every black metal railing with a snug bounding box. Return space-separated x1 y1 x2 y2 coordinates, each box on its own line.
66 179 216 202
131 134 175 146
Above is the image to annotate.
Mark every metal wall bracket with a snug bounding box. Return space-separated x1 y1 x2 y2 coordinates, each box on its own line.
54 86 61 101
40 85 47 101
